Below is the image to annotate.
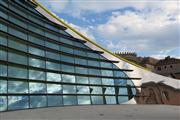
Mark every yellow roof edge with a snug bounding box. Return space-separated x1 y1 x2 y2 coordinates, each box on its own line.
32 0 151 72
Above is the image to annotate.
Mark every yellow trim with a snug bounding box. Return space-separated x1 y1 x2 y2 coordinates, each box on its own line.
32 0 151 71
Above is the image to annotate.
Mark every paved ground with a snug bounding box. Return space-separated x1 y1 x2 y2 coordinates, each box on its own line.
0 105 179 120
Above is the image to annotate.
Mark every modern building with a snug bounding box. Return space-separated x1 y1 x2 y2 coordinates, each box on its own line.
0 0 179 113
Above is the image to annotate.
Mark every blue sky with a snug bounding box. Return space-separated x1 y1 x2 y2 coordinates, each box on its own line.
39 0 180 59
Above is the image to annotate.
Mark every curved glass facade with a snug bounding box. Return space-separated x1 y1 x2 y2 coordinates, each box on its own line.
0 0 139 112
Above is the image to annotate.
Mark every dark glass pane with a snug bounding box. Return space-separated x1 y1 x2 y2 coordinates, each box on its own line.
30 96 47 108
0 50 7 61
48 96 63 107
28 24 44 36
89 68 101 76
91 96 103 104
88 60 100 67
8 66 27 78
29 82 46 93
8 96 29 110
8 39 27 52
9 27 27 40
9 15 27 28
46 51 60 60
61 64 74 73
0 96 7 111
60 38 73 45
63 96 77 105
0 64 7 76
8 81 28 93
28 35 44 46
74 50 86 56
87 52 100 58
45 41 59 50
61 46 73 54
0 80 7 93
45 32 58 41
0 22 7 32
8 52 28 65
77 96 90 105
114 79 127 86
0 35 7 46
61 55 74 63
75 58 87 65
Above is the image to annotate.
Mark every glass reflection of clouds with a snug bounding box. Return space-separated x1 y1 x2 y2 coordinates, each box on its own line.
47 84 62 93
62 74 75 83
48 96 63 107
8 96 29 110
30 96 47 108
8 81 28 93
29 70 45 80
0 80 7 93
105 96 116 104
29 82 46 93
77 86 89 94
0 96 7 111
63 96 77 105
63 85 76 94
91 96 103 104
47 72 61 82
77 96 90 105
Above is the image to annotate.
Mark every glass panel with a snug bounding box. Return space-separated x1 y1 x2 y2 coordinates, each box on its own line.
90 86 102 94
89 77 101 85
46 61 60 71
0 22 7 32
101 70 113 77
104 87 115 95
75 58 87 65
0 64 7 76
61 46 73 54
100 62 113 68
105 96 116 104
89 69 101 76
46 51 60 60
74 50 86 56
76 76 88 84
87 52 100 58
47 84 62 93
48 96 63 107
75 67 88 74
47 72 61 82
114 79 127 86
45 32 58 41
9 27 27 40
8 66 27 78
119 87 128 95
28 24 44 35
102 78 114 85
29 46 45 57
8 52 27 65
118 96 128 104
30 96 47 108
45 41 59 50
8 81 28 93
77 86 89 94
61 64 74 73
0 50 7 60
74 42 88 49
60 38 73 45
0 96 7 111
8 96 29 110
28 35 44 46
63 85 76 94
127 80 136 95
61 55 74 63
0 35 7 46
9 15 27 28
29 70 45 80
0 9 8 19
8 39 27 52
77 96 90 105
88 60 100 67
91 96 103 104
29 57 45 68
63 96 77 105
114 71 127 77
62 74 75 83
0 80 7 93
29 82 46 93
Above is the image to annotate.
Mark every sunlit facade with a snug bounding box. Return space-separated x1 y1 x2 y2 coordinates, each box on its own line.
0 0 139 112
